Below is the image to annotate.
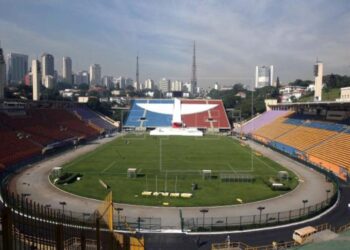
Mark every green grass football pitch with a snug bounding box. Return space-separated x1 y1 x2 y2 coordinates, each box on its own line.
57 134 298 206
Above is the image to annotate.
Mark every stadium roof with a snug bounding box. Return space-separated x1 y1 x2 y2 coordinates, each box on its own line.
270 100 350 110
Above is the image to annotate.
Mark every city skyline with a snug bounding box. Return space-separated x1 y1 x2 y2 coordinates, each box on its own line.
0 0 350 88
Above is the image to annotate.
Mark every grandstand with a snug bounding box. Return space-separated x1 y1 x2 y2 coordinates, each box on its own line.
124 98 231 131
239 101 350 181
0 100 117 170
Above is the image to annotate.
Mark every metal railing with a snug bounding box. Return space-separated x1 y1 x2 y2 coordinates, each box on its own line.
183 191 338 232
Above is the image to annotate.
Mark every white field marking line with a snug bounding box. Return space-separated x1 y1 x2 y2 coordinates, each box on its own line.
226 162 237 173
63 143 111 169
59 134 125 169
228 138 256 172
101 161 117 173
252 153 279 173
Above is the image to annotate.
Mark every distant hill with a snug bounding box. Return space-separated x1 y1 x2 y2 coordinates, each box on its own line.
298 88 341 102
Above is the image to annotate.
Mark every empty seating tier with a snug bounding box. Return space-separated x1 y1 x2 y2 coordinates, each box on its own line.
0 106 102 168
241 110 291 134
124 99 230 129
253 118 296 140
307 133 350 169
70 107 117 132
276 126 337 151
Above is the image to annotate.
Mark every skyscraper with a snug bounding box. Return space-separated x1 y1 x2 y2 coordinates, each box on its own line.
62 57 72 83
89 64 101 85
191 41 197 94
255 65 274 89
7 53 28 85
75 70 89 85
41 53 54 88
314 60 323 101
32 59 41 101
0 46 6 99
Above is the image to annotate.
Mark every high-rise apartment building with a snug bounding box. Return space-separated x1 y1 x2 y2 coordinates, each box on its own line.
32 59 41 101
159 78 170 92
0 46 6 99
102 75 114 89
255 65 274 88
62 57 72 83
89 64 101 85
144 79 154 90
7 53 28 85
41 53 54 88
125 78 133 88
75 71 89 85
171 80 183 91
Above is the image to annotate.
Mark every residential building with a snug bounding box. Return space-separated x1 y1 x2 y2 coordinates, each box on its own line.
255 65 274 88
7 53 28 84
171 80 183 91
41 53 54 86
62 57 72 83
89 64 101 85
0 46 5 99
144 79 154 90
159 78 170 92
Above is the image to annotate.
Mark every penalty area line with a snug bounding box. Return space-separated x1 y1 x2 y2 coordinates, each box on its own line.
101 161 117 173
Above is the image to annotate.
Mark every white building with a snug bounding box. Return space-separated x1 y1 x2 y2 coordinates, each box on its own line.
279 85 307 103
133 81 139 90
339 87 350 102
32 59 41 101
102 75 114 89
255 65 274 88
144 79 154 90
214 82 220 90
89 64 101 85
159 78 170 92
44 75 54 89
116 77 126 89
171 80 183 91
183 82 193 93
0 46 5 99
41 53 54 85
314 61 323 101
62 57 72 84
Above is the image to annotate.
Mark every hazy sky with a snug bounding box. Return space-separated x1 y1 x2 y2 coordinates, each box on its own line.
0 0 350 88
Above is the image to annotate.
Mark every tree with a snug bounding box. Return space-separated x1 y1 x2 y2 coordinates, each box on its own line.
78 83 90 91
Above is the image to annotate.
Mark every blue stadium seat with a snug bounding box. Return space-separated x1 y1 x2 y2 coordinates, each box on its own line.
124 99 174 128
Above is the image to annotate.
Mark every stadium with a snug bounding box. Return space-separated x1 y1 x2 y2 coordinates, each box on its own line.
1 95 350 250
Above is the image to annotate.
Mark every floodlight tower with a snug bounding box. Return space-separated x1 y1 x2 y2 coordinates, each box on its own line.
314 58 323 101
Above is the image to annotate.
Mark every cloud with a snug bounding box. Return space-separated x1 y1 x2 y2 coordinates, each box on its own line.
0 0 349 87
